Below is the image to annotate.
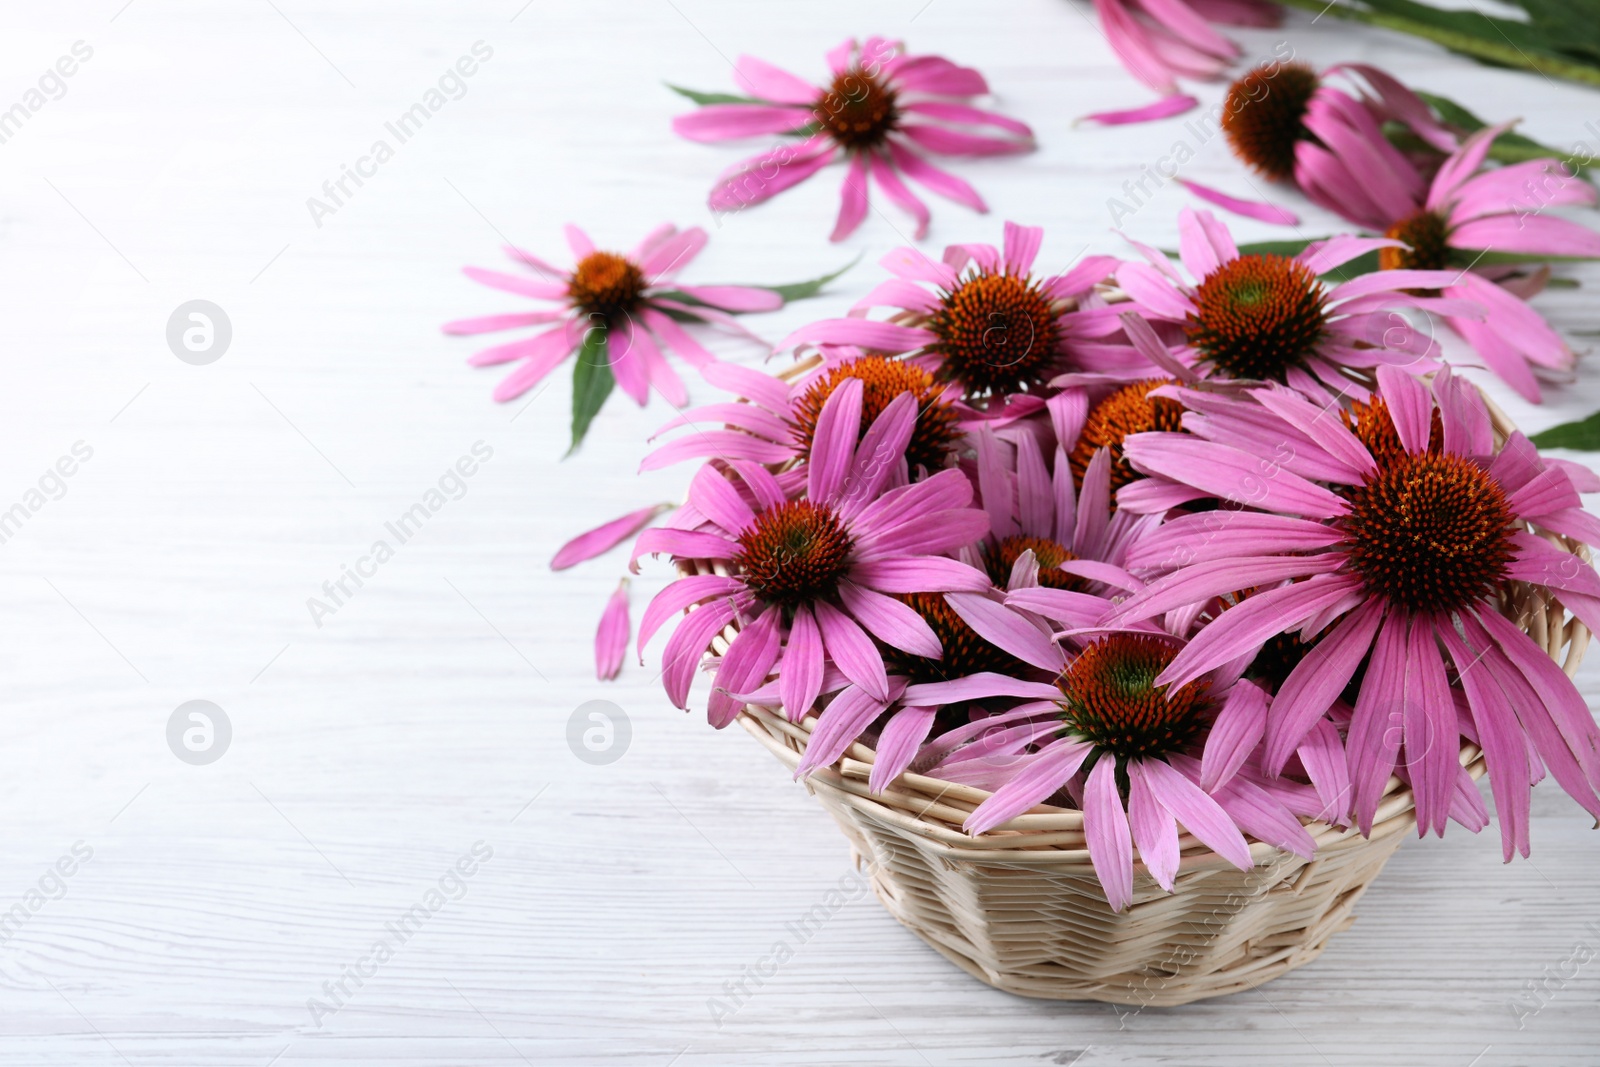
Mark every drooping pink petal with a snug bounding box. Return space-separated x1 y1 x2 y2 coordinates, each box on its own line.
886 141 988 212
661 598 741 709
674 285 784 313
965 736 1093 835
1347 610 1409 834
1297 718 1351 826
708 606 784 728
778 318 935 354
831 151 872 243
837 580 942 659
1155 574 1365 690
781 605 826 722
708 137 837 212
869 706 939 793
1200 679 1269 792
638 574 743 655
1126 761 1181 891
1264 599 1385 774
1121 435 1350 519
1083 756 1136 911
807 377 863 502
795 684 892 778
812 598 890 702
1139 758 1253 871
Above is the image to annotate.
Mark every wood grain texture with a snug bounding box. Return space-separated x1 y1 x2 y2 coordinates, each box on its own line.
0 0 1598 1063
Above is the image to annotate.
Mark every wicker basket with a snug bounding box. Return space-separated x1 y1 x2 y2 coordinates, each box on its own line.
695 391 1592 1006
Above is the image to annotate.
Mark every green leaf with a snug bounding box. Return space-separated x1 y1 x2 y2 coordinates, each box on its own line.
1272 0 1600 88
761 255 860 302
1227 239 1380 282
1414 91 1592 179
568 330 615 455
665 83 763 107
1531 409 1600 450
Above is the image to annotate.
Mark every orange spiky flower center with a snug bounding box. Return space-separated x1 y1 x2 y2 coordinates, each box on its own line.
1057 634 1215 762
734 500 855 609
791 356 962 476
927 271 1063 398
1343 396 1442 469
1342 451 1516 615
1186 254 1328 382
1380 209 1451 272
1221 62 1320 181
568 251 647 323
983 535 1086 592
817 67 900 149
1071 378 1184 492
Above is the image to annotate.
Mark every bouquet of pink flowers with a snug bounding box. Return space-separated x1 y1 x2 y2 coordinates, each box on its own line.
574 213 1600 914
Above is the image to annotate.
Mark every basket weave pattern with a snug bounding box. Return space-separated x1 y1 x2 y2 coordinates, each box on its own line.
701 396 1591 1005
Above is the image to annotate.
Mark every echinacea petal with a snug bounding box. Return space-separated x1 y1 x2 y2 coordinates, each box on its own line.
708 606 784 728
831 152 872 243
868 706 939 793
795 683 893 778
1139 758 1253 871
1126 761 1181 891
552 504 669 571
965 736 1093 835
595 580 630 681
813 598 890 703
1176 179 1299 225
1080 94 1198 126
1083 756 1137 911
837 579 942 659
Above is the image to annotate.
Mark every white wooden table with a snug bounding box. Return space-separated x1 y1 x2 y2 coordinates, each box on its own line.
2 1 1599 1063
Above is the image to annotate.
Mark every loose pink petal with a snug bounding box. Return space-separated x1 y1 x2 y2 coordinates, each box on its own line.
1176 179 1299 225
553 504 669 571
1080 94 1198 126
595 580 630 681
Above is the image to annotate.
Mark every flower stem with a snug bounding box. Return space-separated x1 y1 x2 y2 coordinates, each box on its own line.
1273 0 1600 89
